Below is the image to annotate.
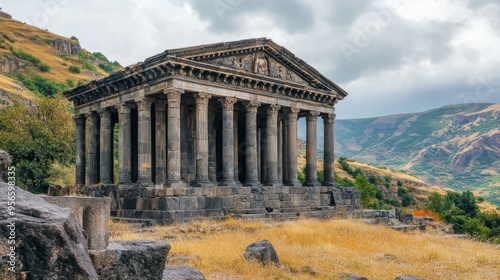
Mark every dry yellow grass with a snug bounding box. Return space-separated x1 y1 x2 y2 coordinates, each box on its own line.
110 218 500 280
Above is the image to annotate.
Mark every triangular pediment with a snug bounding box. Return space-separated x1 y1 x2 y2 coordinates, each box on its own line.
161 38 347 96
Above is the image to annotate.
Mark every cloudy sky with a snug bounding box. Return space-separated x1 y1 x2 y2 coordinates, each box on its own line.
2 0 499 119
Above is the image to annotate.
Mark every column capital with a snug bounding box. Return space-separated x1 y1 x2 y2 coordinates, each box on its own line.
194 92 211 105
97 107 112 119
116 103 132 114
73 114 86 126
219 97 237 110
267 104 281 117
322 113 336 123
165 88 184 101
244 100 261 113
285 107 300 119
135 97 153 110
306 111 320 122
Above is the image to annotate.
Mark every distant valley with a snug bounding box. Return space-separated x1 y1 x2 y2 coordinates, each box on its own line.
325 103 500 205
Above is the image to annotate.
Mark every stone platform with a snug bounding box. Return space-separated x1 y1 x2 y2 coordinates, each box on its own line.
81 184 362 223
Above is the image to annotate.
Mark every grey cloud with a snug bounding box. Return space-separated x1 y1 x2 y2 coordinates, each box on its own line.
187 0 314 33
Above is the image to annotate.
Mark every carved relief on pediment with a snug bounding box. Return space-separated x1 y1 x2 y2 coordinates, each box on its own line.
203 51 306 85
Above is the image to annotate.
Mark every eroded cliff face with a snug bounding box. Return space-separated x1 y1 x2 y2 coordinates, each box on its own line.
47 38 81 56
0 53 32 73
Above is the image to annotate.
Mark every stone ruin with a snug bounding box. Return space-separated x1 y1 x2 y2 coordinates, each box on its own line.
63 38 362 223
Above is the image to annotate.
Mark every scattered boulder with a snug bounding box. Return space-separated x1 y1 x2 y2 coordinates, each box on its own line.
243 240 280 266
301 266 319 276
395 275 427 280
163 265 206 280
89 240 170 280
0 183 98 279
399 213 413 223
0 150 11 182
335 273 368 280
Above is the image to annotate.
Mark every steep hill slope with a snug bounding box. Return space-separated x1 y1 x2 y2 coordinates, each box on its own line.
333 103 500 205
0 14 120 107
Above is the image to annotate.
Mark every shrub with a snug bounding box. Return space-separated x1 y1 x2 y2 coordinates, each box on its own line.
3 34 15 43
82 61 96 71
12 49 41 65
70 36 79 42
402 194 415 207
66 79 76 88
77 79 86 86
39 64 50 72
7 73 69 97
93 52 108 61
397 186 409 197
476 196 485 202
397 180 403 187
69 65 80 73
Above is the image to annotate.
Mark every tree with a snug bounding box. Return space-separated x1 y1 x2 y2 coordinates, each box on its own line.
459 190 479 218
0 94 75 192
426 192 445 213
355 173 377 208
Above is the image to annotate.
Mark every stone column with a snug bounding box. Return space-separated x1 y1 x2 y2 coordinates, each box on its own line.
165 89 183 186
74 114 86 185
322 113 336 186
233 109 239 184
155 99 167 185
277 119 283 183
99 108 113 185
136 98 153 185
219 97 237 186
265 105 281 186
285 107 301 186
192 93 211 186
117 104 132 185
244 101 261 187
304 111 320 186
87 112 100 184
282 117 288 183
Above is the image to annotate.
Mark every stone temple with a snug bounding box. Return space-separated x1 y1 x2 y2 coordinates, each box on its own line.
64 38 361 222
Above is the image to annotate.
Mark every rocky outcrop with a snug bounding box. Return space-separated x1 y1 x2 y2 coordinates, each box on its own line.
335 273 368 280
0 11 12 19
163 265 206 280
0 88 36 108
395 275 427 280
48 38 81 56
0 183 98 279
89 240 170 280
0 53 32 72
243 240 280 266
0 150 10 182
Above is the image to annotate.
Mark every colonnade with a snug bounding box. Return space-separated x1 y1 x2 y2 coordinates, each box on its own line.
74 89 337 188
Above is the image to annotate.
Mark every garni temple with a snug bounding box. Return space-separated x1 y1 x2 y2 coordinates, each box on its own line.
63 38 361 222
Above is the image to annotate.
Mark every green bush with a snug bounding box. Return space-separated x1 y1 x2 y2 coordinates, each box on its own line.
70 36 79 42
69 65 81 73
12 49 41 65
8 73 69 97
402 193 415 206
82 61 96 71
39 64 50 72
93 52 108 61
3 34 15 43
66 79 76 88
397 180 403 187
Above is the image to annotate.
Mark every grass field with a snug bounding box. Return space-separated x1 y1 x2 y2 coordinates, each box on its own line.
110 218 500 280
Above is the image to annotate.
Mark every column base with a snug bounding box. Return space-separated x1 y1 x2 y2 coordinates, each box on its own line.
303 181 321 187
191 180 213 188
219 180 240 187
264 181 283 187
164 181 186 188
322 181 337 186
244 181 262 188
284 181 302 187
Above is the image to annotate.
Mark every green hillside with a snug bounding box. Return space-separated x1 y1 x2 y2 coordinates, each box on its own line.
0 14 121 107
332 103 500 205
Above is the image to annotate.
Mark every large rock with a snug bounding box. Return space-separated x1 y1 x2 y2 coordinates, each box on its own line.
0 183 98 279
395 275 427 280
335 273 368 280
48 38 81 56
89 240 170 280
163 265 206 280
0 150 11 182
243 240 280 266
